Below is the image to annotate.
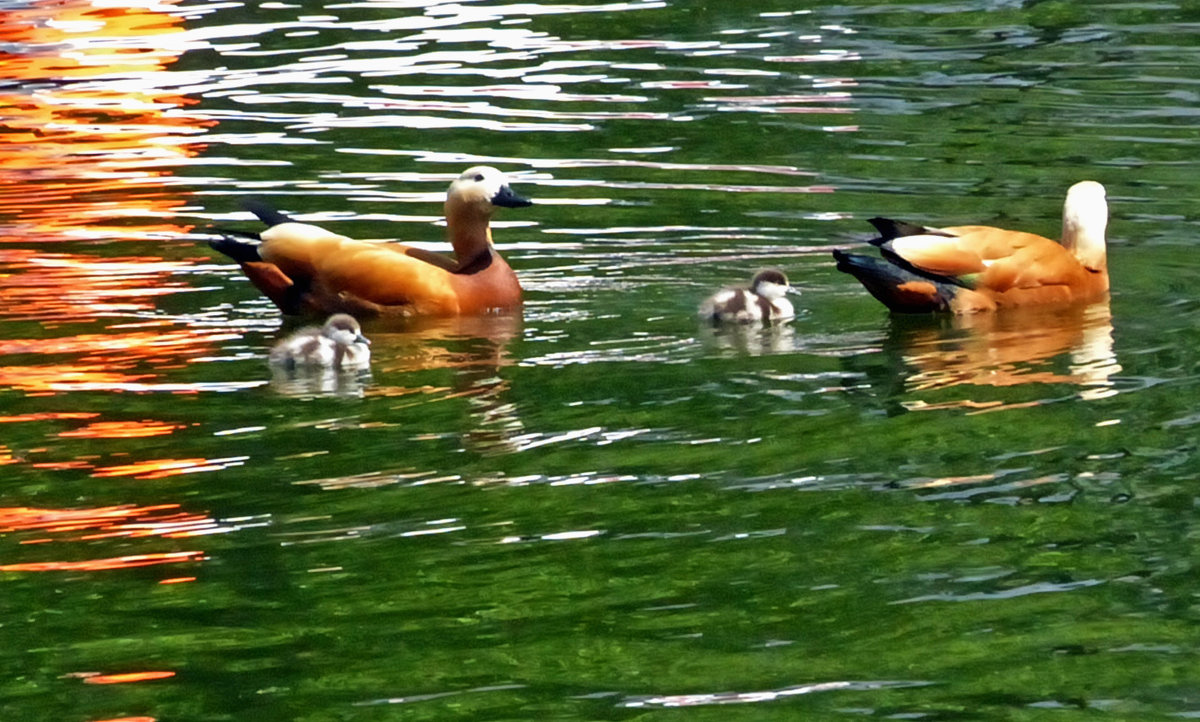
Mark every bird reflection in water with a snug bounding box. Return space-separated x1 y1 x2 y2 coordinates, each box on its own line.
268 362 374 399
381 313 523 457
277 313 523 466
698 318 800 356
849 300 1119 413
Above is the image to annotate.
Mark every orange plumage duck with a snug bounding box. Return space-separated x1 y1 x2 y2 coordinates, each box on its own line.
833 181 1109 314
210 166 532 317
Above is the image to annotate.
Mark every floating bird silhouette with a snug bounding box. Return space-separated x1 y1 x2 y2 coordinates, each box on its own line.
833 181 1108 314
268 314 371 371
211 166 531 318
698 268 796 323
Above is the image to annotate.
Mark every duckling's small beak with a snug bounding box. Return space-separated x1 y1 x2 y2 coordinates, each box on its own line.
357 333 371 346
492 184 533 209
785 286 801 296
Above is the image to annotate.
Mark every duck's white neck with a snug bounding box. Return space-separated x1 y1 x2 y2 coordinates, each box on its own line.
1060 181 1108 272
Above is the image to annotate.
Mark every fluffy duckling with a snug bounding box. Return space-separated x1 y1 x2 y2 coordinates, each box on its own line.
268 314 371 370
210 166 532 318
833 180 1109 314
698 269 795 323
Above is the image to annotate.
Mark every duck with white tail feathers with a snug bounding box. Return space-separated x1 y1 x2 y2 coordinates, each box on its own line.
210 166 532 318
833 180 1109 314
699 269 796 324
269 314 371 371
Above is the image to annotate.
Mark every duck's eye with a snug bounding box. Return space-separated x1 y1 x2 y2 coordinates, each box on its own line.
473 173 485 182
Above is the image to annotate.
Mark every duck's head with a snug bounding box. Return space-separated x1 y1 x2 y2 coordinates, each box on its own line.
750 268 793 300
1061 180 1107 272
446 166 532 219
322 314 370 347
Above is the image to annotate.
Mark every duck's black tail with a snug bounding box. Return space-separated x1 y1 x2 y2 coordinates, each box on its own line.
241 199 296 228
208 231 262 264
208 200 298 263
833 249 959 314
865 217 942 244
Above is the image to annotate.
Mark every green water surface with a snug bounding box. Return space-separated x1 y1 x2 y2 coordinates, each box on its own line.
2 0 1200 720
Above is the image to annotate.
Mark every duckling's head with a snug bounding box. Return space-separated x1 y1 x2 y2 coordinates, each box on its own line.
322 314 370 347
750 269 792 300
447 166 532 219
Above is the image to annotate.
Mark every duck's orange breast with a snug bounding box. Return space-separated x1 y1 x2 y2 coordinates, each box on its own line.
447 258 522 314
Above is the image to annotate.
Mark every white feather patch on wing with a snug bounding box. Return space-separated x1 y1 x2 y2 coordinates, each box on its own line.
261 222 354 245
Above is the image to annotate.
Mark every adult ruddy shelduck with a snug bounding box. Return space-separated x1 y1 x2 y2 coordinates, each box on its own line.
269 313 372 370
833 181 1109 314
698 268 796 323
210 166 532 317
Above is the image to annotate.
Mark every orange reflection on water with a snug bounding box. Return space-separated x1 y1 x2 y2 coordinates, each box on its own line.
89 456 246 480
159 576 196 585
0 0 203 239
0 504 216 539
0 0 226 391
891 301 1120 412
0 505 209 571
0 364 154 393
58 419 185 439
0 505 218 575
368 313 521 376
0 550 203 572
0 323 241 393
0 325 232 356
0 250 202 322
0 411 99 423
81 671 177 685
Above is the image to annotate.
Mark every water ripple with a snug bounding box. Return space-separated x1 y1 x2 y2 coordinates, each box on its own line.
893 579 1104 605
623 679 933 708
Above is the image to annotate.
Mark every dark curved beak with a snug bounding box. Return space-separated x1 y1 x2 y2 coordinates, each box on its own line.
356 333 371 346
492 184 533 209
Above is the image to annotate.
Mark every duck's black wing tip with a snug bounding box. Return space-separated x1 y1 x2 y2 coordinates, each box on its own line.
208 230 263 263
241 198 296 228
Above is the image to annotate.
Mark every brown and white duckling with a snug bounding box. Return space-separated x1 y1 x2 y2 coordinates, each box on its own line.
698 269 796 323
268 314 371 370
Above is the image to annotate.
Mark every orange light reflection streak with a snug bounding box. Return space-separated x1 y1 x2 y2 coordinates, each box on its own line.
0 0 205 239
0 551 203 572
58 420 185 439
77 671 177 685
0 504 218 540
90 456 246 480
0 412 99 423
0 0 227 392
0 250 204 323
0 505 218 574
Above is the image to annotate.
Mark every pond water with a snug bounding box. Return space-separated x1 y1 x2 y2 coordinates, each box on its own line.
4 0 1200 719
